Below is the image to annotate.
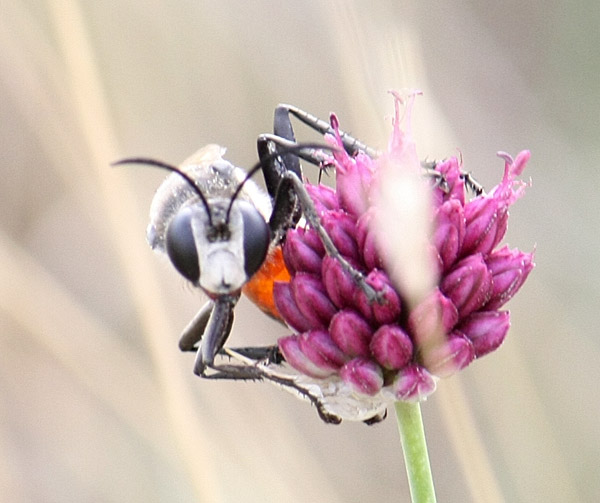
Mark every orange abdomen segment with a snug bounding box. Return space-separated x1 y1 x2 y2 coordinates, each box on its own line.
242 246 290 320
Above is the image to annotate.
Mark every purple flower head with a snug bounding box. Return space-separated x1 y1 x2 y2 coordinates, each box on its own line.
273 92 534 421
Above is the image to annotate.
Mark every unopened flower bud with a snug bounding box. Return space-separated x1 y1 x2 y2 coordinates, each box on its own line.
330 310 373 357
354 270 402 325
283 228 325 275
340 358 383 395
370 325 413 370
408 288 458 347
305 184 339 215
322 255 358 309
356 209 384 270
422 333 474 378
322 211 360 262
392 364 437 402
291 273 337 328
485 245 535 309
298 329 348 371
273 282 315 332
434 199 465 270
458 310 510 357
279 335 335 378
462 196 507 257
441 254 492 317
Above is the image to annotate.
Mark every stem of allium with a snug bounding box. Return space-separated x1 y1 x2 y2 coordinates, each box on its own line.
394 401 437 503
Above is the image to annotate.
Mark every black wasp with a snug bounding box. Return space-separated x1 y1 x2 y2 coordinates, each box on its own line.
115 106 379 369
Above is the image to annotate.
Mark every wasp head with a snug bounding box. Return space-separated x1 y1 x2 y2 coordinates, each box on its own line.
165 197 270 297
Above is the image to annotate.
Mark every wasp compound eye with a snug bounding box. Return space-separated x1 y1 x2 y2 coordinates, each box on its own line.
166 206 200 283
237 200 270 278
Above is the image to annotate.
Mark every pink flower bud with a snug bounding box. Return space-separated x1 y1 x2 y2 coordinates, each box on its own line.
299 227 326 256
433 199 465 270
298 329 348 371
321 255 357 309
462 196 507 257
441 254 492 317
330 309 373 357
485 245 535 309
279 335 335 378
370 325 413 370
408 288 458 347
392 364 437 402
354 270 402 325
340 358 384 396
327 113 375 218
462 150 530 257
356 209 384 270
273 282 315 332
283 228 325 275
322 211 360 262
458 310 510 357
421 333 474 378
291 273 337 328
305 184 339 215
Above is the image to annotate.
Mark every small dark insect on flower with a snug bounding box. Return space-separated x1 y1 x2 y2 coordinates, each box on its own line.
116 92 534 424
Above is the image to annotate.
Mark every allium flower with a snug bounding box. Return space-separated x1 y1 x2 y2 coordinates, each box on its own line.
272 92 534 422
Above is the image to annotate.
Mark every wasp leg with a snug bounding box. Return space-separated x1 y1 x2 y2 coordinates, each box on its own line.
257 132 384 303
461 171 485 196
178 301 214 352
363 410 387 425
204 362 342 424
192 295 237 376
274 104 485 197
260 104 378 199
276 170 384 304
421 160 485 196
275 104 380 159
275 105 486 199
217 344 284 364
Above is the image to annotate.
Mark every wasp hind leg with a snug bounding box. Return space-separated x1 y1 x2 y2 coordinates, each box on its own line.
274 104 379 159
257 137 385 303
263 157 385 304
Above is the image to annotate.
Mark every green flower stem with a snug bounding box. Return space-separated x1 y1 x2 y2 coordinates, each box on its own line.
394 401 437 503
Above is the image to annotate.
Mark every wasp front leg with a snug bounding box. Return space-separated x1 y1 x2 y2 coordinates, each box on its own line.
178 301 214 352
180 295 237 376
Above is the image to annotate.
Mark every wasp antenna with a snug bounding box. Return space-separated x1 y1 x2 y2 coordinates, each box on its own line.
225 142 338 223
112 157 214 226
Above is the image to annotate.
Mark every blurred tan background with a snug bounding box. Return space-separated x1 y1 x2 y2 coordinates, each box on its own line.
1 1 598 502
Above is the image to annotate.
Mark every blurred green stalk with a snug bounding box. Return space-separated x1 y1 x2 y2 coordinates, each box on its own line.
395 401 437 503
